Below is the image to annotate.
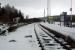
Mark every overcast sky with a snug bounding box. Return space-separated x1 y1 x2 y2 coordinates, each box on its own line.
0 0 75 18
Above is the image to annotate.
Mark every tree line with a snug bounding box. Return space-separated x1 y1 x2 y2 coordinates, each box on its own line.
0 4 24 24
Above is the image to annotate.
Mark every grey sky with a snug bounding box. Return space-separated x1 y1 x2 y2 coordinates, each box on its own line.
0 0 75 18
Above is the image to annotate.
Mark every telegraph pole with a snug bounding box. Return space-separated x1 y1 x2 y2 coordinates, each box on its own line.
47 0 51 16
70 0 72 27
44 9 45 18
44 9 45 22
47 0 48 16
47 0 51 23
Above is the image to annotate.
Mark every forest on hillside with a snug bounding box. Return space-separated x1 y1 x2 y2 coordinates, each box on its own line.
0 3 24 25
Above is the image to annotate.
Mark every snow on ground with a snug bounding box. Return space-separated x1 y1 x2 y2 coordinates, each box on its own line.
0 23 41 50
40 22 75 40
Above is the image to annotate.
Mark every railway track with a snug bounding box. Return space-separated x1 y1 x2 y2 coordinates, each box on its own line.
34 24 72 50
